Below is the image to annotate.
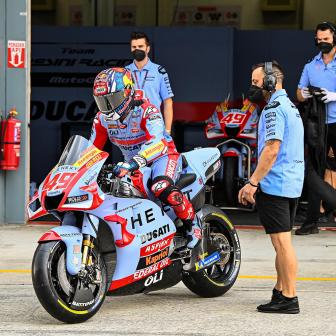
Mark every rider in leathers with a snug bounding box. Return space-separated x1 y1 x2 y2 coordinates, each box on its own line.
90 67 202 248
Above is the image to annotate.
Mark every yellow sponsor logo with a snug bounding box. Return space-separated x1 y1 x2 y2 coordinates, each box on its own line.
142 142 165 159
85 153 102 168
73 148 100 167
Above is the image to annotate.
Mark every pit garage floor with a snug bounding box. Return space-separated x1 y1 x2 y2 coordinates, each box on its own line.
0 224 335 336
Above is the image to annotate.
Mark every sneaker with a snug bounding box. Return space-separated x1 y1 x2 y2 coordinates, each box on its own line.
185 216 202 249
257 294 300 314
271 288 283 303
295 223 319 235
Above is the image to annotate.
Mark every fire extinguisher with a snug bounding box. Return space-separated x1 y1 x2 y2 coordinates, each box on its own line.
0 108 22 170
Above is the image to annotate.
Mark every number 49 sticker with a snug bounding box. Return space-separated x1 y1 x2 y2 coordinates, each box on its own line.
43 173 74 192
221 113 246 125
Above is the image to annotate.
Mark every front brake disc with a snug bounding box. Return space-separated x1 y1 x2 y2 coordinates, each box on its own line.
57 252 75 296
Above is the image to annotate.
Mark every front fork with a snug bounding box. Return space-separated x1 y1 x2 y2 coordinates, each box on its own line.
78 213 101 283
82 234 94 267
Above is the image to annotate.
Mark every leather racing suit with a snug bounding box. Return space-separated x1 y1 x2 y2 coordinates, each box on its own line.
89 101 199 239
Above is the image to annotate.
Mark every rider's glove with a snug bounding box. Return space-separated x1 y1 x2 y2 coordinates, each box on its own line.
301 87 312 100
113 161 138 178
112 155 147 178
320 88 336 103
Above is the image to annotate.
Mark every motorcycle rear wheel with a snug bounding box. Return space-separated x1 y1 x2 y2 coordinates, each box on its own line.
182 206 240 298
32 241 107 323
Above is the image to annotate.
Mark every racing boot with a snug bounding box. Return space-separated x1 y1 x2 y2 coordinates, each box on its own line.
185 216 202 249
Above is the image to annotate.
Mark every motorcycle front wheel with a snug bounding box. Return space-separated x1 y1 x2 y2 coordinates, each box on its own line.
182 205 241 298
32 241 107 323
223 156 239 206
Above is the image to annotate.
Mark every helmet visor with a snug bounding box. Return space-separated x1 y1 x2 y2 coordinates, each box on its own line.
93 91 125 113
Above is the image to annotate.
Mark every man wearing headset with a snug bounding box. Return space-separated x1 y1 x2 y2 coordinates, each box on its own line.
296 21 336 235
238 61 304 314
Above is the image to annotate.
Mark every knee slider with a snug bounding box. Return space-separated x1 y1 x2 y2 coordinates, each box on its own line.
151 176 183 205
151 176 174 199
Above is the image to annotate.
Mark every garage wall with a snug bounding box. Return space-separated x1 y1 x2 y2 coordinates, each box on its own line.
0 0 30 224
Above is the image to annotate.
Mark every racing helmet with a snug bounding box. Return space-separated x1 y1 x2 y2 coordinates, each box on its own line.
93 67 134 121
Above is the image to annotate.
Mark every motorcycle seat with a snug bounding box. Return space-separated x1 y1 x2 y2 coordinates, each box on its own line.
176 173 197 189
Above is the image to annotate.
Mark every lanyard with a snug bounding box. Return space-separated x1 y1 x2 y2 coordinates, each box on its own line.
133 70 149 90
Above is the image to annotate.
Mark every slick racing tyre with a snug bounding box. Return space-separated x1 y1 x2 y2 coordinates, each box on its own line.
32 241 107 323
182 205 240 298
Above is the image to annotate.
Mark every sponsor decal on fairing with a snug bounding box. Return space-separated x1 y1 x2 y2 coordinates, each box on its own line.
144 270 163 287
145 248 169 266
140 233 174 257
133 258 171 281
65 194 89 204
140 224 170 244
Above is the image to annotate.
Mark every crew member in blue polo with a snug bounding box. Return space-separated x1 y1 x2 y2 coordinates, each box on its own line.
296 21 336 235
126 31 174 134
239 61 304 314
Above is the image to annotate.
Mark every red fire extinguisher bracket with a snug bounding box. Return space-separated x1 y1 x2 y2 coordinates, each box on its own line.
0 108 22 170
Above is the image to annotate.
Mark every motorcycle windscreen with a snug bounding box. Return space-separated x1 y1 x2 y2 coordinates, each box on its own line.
56 135 103 168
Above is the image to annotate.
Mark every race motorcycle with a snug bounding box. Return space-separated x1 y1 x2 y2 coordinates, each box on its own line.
205 97 259 208
27 135 241 324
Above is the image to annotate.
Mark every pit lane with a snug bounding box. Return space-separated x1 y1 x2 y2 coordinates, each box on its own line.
0 223 335 336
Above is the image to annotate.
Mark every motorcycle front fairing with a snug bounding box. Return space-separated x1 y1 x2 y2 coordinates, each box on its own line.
27 136 108 220
29 136 177 289
28 136 109 276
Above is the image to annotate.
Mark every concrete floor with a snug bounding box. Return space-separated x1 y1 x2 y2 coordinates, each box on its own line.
0 224 335 336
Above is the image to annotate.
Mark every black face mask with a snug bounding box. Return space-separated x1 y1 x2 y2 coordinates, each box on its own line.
132 49 146 62
318 42 334 54
247 85 264 103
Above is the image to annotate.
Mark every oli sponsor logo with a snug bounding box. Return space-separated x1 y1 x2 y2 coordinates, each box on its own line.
144 270 163 287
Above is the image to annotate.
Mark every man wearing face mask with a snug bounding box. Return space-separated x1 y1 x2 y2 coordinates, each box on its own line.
295 22 336 235
126 31 174 134
238 61 304 314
